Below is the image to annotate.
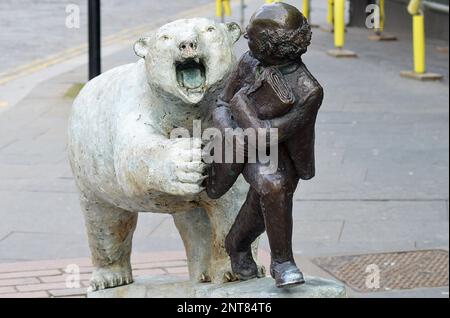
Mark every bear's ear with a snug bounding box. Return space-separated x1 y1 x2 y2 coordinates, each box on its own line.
134 37 151 59
226 22 242 44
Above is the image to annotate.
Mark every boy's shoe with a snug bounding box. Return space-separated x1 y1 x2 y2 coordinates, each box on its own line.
270 261 305 288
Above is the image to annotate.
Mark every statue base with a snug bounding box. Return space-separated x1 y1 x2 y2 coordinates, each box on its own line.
87 275 347 298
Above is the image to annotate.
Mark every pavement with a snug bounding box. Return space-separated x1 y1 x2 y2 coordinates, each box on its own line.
0 0 448 298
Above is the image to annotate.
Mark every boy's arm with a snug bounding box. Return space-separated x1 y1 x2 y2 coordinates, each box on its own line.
233 86 324 144
214 53 250 132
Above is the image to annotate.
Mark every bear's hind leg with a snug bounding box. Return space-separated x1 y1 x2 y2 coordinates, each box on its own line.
80 195 138 291
173 208 212 283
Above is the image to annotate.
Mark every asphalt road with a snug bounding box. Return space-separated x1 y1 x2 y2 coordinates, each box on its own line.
0 0 211 73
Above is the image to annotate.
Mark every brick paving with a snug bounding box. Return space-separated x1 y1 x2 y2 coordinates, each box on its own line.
0 251 189 298
0 251 272 298
0 0 448 298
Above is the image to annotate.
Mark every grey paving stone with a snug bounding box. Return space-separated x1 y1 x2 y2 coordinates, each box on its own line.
292 241 419 257
292 200 449 222
133 217 186 252
339 220 449 246
0 0 212 73
0 0 447 298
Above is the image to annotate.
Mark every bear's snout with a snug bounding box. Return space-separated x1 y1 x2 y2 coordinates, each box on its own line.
179 39 198 59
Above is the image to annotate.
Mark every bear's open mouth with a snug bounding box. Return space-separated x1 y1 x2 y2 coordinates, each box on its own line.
176 58 206 94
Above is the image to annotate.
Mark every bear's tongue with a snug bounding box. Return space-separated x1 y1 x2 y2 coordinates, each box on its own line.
178 67 204 89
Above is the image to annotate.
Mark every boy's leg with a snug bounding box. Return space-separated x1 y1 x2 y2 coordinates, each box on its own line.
206 162 244 199
243 163 297 264
225 187 266 280
242 148 304 287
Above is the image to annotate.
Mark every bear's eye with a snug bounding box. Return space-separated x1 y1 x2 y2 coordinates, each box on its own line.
207 26 216 33
160 35 170 41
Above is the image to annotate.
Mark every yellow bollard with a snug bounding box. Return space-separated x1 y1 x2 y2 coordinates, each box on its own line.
368 0 397 41
327 0 357 57
216 0 223 18
321 0 334 33
379 0 385 33
334 0 345 48
413 14 426 74
216 0 231 22
303 0 310 21
302 0 319 28
223 0 232 16
408 0 422 15
327 0 334 25
400 0 443 81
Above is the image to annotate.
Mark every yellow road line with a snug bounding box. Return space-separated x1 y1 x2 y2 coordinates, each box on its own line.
0 1 218 86
0 0 253 86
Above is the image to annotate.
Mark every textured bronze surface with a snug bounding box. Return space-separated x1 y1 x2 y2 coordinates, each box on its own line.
206 2 323 288
312 250 449 292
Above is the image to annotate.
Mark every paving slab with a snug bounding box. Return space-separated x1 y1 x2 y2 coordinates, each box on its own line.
0 0 448 297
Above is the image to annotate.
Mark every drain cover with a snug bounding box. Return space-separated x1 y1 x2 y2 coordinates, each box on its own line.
312 250 449 292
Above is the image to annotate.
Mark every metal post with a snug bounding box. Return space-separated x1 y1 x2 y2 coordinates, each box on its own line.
413 14 426 74
303 0 310 21
400 0 443 80
377 0 385 34
240 0 246 28
327 0 334 26
88 0 101 80
321 0 334 32
368 0 397 41
327 0 357 57
216 0 224 22
334 0 345 48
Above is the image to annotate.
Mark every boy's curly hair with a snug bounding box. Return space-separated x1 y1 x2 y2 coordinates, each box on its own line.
247 21 312 61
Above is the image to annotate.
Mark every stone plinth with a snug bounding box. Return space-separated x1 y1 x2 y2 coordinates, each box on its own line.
88 275 347 298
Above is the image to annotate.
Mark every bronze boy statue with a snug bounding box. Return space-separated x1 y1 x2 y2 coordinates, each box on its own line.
206 2 324 288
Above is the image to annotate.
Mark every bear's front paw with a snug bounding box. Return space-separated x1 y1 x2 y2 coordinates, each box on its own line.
164 138 207 197
88 266 133 292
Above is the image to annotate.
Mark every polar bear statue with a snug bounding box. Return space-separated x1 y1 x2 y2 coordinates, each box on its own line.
68 18 260 291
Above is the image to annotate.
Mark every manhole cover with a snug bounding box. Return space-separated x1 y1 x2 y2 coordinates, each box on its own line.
312 250 449 293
